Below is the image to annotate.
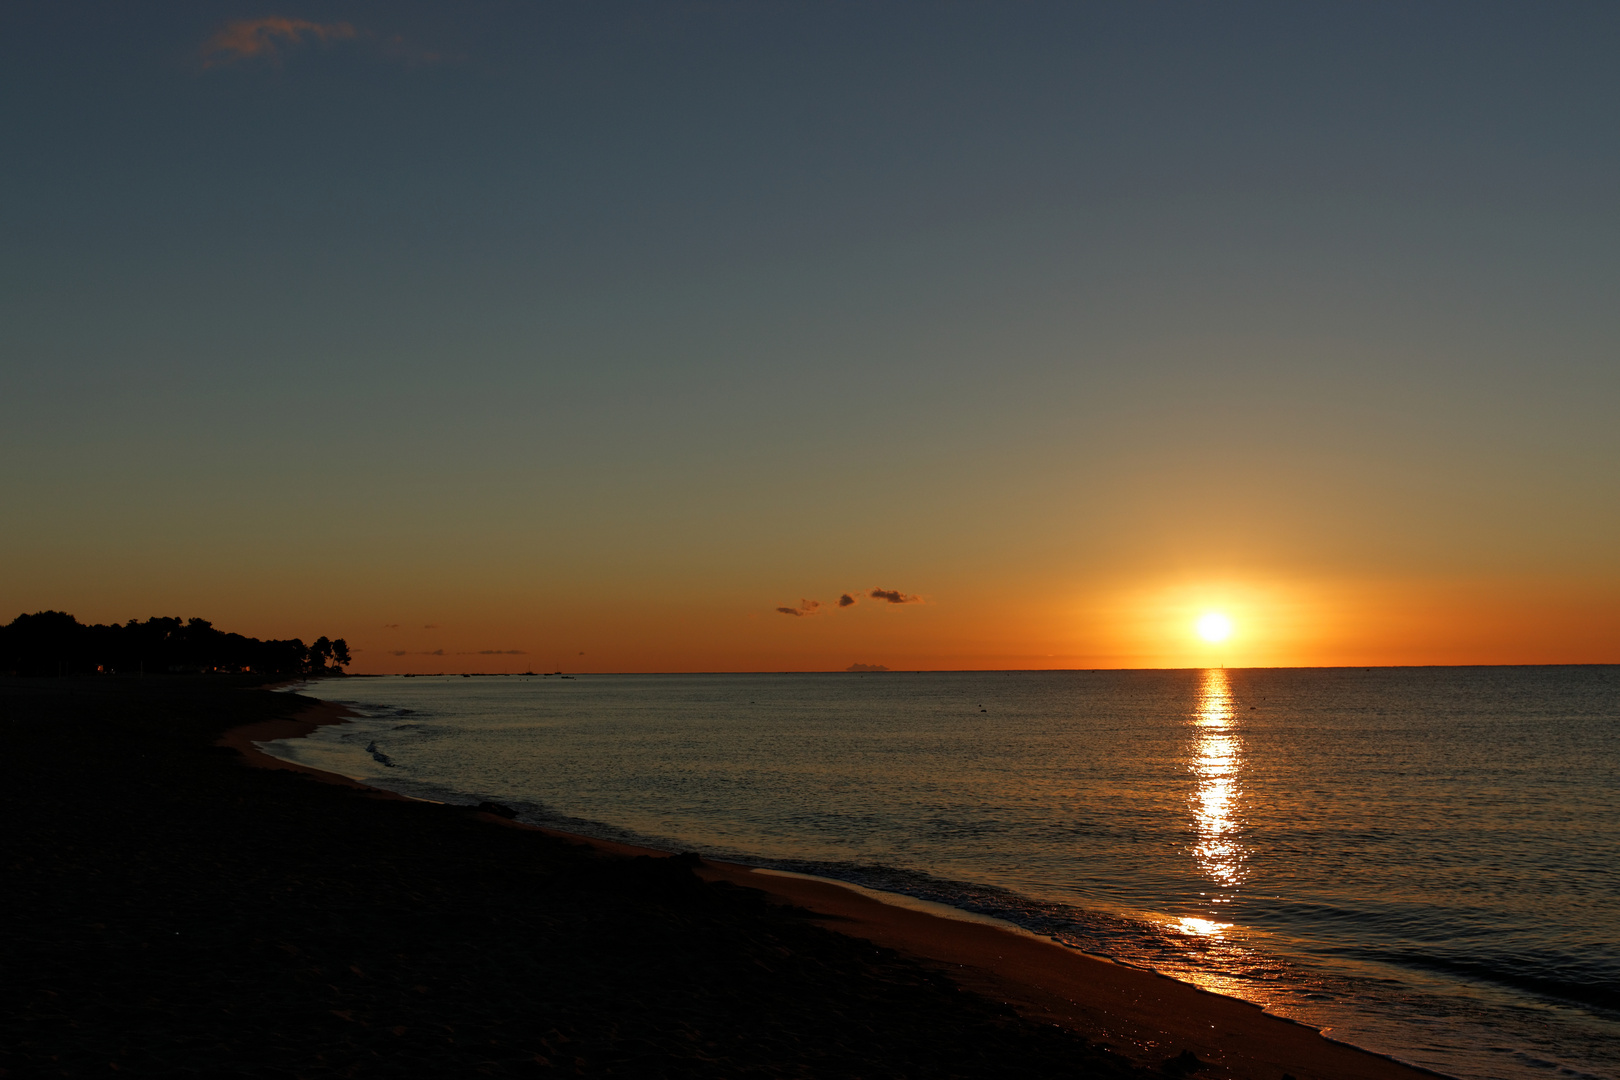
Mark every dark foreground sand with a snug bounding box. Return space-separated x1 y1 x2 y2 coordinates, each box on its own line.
2 679 1439 1079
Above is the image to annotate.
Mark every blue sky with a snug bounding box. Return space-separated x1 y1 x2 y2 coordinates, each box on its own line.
3 2 1617 668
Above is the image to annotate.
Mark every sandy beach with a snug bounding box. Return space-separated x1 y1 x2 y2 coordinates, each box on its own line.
232 685 1438 1080
2 677 1442 1078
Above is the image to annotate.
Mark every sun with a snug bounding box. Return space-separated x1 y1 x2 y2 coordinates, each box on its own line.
1196 612 1233 643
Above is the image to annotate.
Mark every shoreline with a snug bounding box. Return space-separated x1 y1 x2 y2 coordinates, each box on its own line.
236 692 1444 1080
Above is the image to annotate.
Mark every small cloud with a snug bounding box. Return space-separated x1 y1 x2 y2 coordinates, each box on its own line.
383 623 401 629
776 599 822 617
422 649 445 656
838 594 857 608
870 588 921 605
846 663 889 672
462 649 527 655
201 17 357 67
423 624 438 629
389 650 407 656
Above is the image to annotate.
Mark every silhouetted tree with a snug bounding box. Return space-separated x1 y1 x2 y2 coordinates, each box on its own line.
0 613 349 677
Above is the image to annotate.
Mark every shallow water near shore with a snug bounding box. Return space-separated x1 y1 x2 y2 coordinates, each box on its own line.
263 668 1620 1080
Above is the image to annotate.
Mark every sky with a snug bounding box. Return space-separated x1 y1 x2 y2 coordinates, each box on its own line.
2 1 1617 672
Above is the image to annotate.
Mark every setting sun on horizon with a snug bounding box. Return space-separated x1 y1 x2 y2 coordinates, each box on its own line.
6 10 1620 1080
2 5 1617 673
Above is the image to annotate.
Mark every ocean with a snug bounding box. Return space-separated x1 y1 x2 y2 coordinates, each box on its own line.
264 667 1619 1080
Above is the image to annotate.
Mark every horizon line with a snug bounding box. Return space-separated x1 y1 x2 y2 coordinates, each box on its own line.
330 661 1620 678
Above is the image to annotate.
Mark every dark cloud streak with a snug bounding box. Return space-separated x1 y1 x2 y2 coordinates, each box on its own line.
870 588 920 604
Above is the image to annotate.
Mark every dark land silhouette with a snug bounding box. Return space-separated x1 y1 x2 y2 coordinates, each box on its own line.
0 676 1141 1077
0 611 348 677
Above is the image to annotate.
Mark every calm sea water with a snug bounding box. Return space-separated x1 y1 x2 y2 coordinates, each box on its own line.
265 668 1620 1080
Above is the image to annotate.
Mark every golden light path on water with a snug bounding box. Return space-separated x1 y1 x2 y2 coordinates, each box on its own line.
1169 667 1258 999
1193 667 1245 889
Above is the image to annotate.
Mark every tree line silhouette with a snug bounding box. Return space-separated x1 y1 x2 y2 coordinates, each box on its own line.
0 611 350 677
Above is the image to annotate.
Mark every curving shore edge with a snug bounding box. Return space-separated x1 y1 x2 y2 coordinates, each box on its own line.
232 691 1444 1080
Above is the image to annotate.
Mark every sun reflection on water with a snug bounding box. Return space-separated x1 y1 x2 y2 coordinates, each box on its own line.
1156 668 1252 997
1176 916 1227 938
1192 667 1247 890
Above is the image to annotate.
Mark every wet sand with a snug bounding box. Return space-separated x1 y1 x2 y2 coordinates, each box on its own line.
238 689 1438 1080
691 869 1433 1080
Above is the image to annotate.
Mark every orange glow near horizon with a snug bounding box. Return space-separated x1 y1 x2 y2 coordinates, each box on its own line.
1086 579 1312 669
13 569 1617 674
1057 573 1620 671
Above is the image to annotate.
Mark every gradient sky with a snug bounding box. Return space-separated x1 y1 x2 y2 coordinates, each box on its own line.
3 1 1617 671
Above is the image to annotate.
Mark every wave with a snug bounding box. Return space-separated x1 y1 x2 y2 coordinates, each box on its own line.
266 674 1620 1080
1376 951 1620 1014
